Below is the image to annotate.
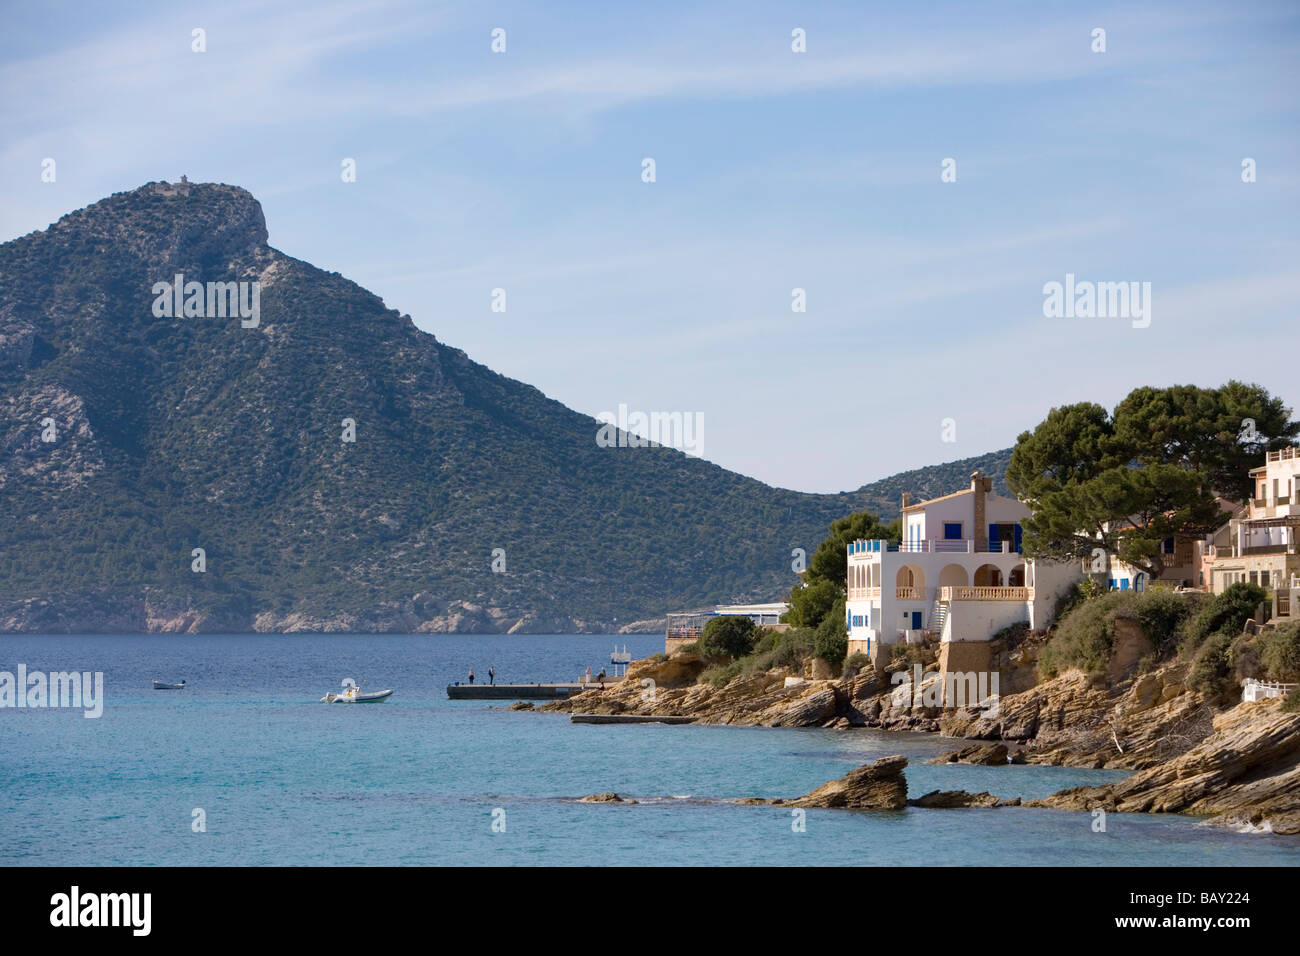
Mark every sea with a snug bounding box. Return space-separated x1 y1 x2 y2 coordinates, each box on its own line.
3 634 1298 866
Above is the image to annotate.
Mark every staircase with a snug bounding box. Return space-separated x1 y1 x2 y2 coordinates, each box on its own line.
929 598 948 638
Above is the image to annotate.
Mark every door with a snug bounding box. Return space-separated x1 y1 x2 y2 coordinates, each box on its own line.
911 611 922 630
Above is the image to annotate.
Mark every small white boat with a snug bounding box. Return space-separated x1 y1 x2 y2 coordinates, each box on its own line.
321 679 392 703
153 679 186 690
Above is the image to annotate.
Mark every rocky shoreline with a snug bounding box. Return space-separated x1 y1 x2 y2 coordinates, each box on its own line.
541 644 1300 834
0 594 665 635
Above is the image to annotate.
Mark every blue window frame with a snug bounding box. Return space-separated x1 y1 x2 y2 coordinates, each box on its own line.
943 522 962 540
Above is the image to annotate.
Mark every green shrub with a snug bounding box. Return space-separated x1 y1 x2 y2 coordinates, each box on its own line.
1282 687 1300 713
702 659 744 688
844 652 871 673
1189 632 1234 701
1183 582 1267 652
1041 588 1205 680
1054 577 1103 622
764 629 811 671
813 597 848 666
784 577 839 629
698 616 759 659
1039 591 1126 678
1258 623 1300 683
1134 588 1196 652
676 641 698 655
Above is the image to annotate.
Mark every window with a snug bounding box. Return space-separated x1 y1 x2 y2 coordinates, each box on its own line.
943 522 962 540
1162 537 1175 555
1261 570 1270 588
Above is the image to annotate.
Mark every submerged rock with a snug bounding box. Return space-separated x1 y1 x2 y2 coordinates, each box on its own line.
927 743 1009 765
579 792 635 804
908 790 1019 809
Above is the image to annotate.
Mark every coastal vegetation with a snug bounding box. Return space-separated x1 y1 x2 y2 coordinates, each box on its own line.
1037 581 1300 708
697 616 760 659
700 626 815 687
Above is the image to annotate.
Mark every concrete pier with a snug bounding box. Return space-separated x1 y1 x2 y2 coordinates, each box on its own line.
446 682 614 700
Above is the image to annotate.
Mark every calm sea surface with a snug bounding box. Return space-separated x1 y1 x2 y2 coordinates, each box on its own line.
3 634 1298 866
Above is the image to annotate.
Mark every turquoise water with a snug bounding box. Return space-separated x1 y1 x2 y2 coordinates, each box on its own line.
3 634 1298 866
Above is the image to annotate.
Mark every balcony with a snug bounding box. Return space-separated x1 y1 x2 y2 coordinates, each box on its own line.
1268 448 1298 463
940 586 1033 602
848 587 881 601
895 540 1021 554
896 586 921 600
1242 544 1295 556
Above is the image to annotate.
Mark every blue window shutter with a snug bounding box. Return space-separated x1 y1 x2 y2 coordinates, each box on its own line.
988 524 1000 550
1014 524 1023 552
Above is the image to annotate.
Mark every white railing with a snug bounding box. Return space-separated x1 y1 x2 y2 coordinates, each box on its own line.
940 586 1033 602
897 540 1018 554
896 587 921 600
1242 678 1298 702
1267 447 1298 462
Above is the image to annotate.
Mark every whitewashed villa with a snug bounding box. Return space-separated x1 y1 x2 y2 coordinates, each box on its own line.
845 472 1079 674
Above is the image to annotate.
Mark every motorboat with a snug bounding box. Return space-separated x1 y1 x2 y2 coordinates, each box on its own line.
321 679 392 703
153 679 186 690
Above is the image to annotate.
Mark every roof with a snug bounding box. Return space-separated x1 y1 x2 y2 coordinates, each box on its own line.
901 488 972 513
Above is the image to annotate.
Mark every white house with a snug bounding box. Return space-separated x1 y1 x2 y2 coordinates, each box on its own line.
846 472 1079 672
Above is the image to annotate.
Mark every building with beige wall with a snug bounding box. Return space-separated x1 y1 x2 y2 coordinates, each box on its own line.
1202 447 1300 594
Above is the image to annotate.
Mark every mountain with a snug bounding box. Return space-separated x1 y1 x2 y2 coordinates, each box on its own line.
0 181 1011 633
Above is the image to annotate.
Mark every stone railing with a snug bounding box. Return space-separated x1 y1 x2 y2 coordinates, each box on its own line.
940 586 1033 602
896 586 921 600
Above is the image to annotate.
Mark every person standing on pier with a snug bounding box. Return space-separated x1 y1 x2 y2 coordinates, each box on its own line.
488 666 495 686
468 669 475 684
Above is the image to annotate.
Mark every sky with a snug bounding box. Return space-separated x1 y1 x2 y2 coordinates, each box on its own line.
1 0 1297 493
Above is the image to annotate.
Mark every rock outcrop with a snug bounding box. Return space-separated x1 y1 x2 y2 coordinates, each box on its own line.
784 755 909 810
1034 699 1300 834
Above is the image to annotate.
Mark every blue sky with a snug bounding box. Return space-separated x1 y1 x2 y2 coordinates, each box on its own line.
2 0 1297 493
